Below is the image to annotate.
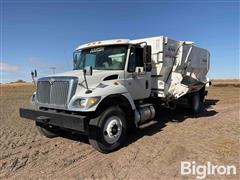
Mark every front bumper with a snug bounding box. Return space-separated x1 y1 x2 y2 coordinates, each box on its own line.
19 108 89 134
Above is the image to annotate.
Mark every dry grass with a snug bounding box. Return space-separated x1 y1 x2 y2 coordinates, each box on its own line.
0 82 34 87
212 79 240 87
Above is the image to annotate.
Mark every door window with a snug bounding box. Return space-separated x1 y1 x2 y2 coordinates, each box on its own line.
127 46 144 72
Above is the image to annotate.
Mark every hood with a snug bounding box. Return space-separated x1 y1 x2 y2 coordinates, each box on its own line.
47 70 123 88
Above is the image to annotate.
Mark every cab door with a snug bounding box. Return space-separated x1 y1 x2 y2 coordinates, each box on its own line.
125 46 151 100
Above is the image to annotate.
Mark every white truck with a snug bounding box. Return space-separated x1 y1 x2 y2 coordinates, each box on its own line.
20 36 210 153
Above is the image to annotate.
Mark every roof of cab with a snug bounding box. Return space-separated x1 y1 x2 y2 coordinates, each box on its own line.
75 39 130 50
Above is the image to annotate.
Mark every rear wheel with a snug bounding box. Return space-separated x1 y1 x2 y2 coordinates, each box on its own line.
189 92 203 114
36 122 58 138
88 106 127 153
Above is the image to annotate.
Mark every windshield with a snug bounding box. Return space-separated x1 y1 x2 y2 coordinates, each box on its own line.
73 45 128 70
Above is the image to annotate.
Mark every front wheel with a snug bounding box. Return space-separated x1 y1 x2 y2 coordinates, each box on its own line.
88 106 127 153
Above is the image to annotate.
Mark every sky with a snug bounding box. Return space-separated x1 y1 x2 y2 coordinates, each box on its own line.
0 0 239 83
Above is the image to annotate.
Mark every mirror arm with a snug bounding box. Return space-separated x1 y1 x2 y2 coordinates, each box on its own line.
83 67 92 94
83 70 88 88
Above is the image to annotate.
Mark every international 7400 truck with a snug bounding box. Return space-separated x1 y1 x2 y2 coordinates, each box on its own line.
20 36 210 153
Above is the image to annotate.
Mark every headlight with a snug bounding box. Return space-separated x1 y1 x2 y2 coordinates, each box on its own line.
73 97 101 109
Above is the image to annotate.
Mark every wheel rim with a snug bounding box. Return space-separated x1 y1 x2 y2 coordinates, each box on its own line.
103 116 123 144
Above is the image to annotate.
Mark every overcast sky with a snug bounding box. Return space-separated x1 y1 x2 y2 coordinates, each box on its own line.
1 0 239 83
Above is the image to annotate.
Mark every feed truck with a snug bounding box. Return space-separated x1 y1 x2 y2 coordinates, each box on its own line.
20 36 210 153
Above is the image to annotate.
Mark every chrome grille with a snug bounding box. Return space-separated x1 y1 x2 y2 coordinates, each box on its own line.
50 81 69 105
36 77 77 108
37 81 50 104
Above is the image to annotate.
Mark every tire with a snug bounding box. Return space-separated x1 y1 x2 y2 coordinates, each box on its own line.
88 106 127 153
189 92 203 114
36 122 58 138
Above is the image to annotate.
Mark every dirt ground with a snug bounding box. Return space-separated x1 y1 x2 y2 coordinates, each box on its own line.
0 82 239 179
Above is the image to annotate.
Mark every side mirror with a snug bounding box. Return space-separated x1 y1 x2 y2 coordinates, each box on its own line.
31 69 37 86
73 54 78 66
83 66 93 76
34 69 37 77
143 45 152 63
143 45 152 72
31 69 37 78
